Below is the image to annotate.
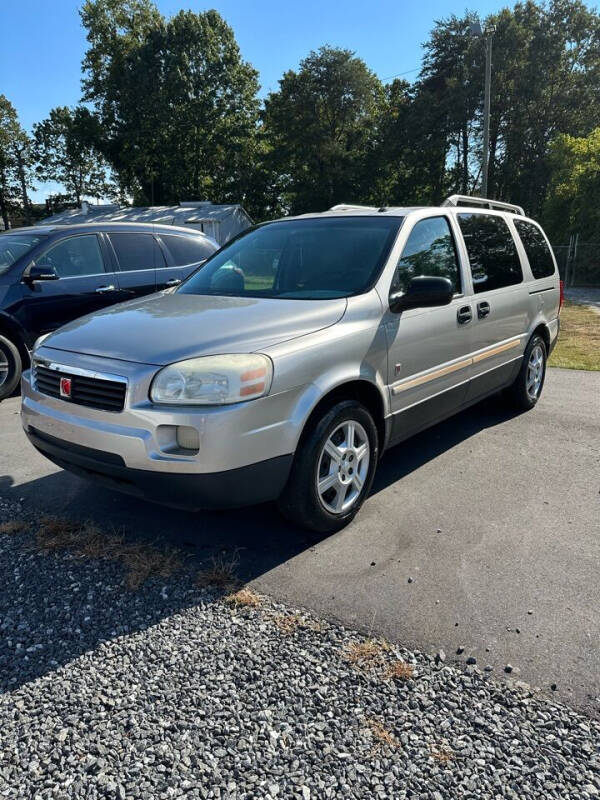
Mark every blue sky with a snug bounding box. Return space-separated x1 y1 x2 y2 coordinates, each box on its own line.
3 0 510 202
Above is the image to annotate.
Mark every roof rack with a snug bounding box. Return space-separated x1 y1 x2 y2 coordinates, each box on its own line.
328 204 379 212
442 195 525 216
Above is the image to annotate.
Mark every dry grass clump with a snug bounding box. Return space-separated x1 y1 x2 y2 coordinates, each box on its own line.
384 659 415 681
344 637 416 683
34 515 182 590
225 588 262 608
430 744 454 764
366 718 399 751
344 638 390 671
196 550 240 591
0 520 27 535
271 613 322 636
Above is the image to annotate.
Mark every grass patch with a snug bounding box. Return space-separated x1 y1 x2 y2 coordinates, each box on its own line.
0 520 26 535
35 515 182 589
366 718 399 751
196 550 240 591
549 301 600 370
225 588 262 608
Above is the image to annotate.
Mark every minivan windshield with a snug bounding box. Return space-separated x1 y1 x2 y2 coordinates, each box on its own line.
178 217 403 300
0 233 46 275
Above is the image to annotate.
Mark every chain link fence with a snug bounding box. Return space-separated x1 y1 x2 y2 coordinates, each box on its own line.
552 241 600 287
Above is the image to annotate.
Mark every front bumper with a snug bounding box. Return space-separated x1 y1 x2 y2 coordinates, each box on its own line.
21 346 307 509
25 426 292 510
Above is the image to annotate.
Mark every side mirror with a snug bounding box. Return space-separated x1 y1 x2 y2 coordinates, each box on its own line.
389 276 454 313
24 264 59 283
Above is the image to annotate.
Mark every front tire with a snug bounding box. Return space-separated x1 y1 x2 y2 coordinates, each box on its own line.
0 335 22 401
507 334 547 411
277 400 379 533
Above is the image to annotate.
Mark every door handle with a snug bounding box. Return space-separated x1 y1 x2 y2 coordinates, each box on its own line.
95 285 116 294
165 279 181 287
477 301 491 318
457 305 472 325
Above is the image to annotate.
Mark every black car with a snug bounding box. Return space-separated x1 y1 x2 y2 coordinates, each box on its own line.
0 222 218 399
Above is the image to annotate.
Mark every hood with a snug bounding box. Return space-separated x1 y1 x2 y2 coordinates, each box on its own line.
43 292 347 365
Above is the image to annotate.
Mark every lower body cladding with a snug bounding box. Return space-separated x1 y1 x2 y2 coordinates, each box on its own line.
20 352 304 510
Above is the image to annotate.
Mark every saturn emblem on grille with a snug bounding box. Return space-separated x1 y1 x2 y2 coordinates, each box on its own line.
59 377 72 398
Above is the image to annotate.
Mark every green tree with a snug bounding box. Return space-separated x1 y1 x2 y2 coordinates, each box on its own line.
262 46 385 213
80 1 261 209
0 95 34 229
33 106 113 204
409 0 600 216
544 128 600 241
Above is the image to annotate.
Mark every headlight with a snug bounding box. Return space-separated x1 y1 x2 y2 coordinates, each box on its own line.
150 354 273 405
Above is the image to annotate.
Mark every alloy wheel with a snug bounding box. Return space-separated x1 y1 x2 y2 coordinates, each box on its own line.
0 349 8 388
526 343 544 400
316 420 370 514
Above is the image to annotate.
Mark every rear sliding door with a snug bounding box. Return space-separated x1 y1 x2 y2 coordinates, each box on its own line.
456 212 530 401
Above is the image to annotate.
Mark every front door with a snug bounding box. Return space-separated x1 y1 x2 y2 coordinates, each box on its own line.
384 215 473 444
455 212 530 401
22 233 120 335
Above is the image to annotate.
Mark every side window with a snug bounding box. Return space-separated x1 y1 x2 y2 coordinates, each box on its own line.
109 233 164 270
161 234 215 266
36 235 105 278
513 220 556 279
457 213 523 293
392 216 461 294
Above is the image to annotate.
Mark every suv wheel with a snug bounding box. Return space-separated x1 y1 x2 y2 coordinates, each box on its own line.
507 334 547 411
277 400 378 533
0 334 22 401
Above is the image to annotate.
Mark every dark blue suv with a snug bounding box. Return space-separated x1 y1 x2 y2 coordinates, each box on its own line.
0 222 218 399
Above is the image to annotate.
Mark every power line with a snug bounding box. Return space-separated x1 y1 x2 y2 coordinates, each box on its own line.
382 66 420 81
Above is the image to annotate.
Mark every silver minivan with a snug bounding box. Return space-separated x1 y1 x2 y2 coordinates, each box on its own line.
21 195 561 532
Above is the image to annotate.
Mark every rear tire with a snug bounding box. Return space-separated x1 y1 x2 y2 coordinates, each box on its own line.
277 400 379 533
0 335 22 401
506 334 547 411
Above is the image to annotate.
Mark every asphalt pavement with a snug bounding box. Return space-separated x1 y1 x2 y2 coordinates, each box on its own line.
1 367 599 715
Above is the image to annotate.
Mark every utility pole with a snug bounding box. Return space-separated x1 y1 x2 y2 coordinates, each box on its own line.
469 22 495 198
481 30 493 197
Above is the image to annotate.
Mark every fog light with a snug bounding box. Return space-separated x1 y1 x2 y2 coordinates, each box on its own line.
176 425 200 452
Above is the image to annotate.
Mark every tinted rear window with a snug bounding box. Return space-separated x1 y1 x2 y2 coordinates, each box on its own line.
457 213 523 293
109 233 164 270
513 220 555 279
161 234 215 266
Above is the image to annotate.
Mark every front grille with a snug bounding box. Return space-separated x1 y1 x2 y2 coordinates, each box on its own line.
33 363 126 412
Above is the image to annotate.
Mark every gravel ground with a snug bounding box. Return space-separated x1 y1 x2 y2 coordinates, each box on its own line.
1 518 599 800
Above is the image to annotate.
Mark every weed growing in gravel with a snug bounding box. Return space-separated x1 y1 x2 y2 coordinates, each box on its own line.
0 520 26 535
225 588 262 608
271 613 322 635
196 550 240 591
34 515 182 590
366 718 399 752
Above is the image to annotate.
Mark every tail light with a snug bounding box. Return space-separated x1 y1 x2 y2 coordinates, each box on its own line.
559 280 565 313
